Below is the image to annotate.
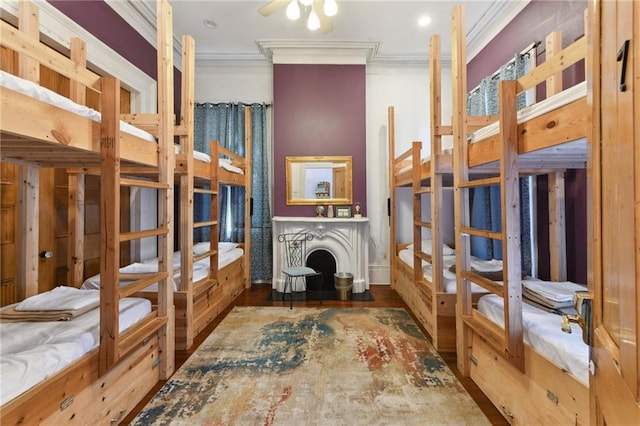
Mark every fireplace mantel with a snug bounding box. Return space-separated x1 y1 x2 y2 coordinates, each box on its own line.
272 216 370 293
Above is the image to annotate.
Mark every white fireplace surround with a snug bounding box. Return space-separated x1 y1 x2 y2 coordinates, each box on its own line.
272 216 370 293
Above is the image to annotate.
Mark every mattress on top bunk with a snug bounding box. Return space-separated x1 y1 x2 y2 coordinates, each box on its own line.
173 146 244 174
398 245 502 293
0 287 151 406
470 81 587 142
80 243 244 291
0 70 155 143
477 293 589 386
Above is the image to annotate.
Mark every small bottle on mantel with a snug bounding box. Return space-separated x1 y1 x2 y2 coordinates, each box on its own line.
327 204 334 218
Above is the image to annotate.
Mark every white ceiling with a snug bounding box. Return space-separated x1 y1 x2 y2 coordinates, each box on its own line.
108 0 530 66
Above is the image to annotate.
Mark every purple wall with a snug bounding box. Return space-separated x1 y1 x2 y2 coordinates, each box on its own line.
467 0 588 284
272 64 367 217
49 0 181 120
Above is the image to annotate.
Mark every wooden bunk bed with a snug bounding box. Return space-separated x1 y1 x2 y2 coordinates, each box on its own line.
0 1 176 423
169 100 252 350
450 4 590 424
389 34 500 352
78 37 252 351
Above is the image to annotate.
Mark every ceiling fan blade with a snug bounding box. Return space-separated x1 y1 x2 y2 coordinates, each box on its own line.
258 0 290 17
312 0 333 33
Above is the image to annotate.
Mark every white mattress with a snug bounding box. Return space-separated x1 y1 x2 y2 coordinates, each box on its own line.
0 294 151 405
80 247 244 291
470 81 587 142
478 293 589 386
173 146 244 174
0 70 155 143
398 248 502 293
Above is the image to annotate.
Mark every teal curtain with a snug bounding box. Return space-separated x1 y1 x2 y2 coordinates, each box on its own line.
467 54 531 275
194 102 272 281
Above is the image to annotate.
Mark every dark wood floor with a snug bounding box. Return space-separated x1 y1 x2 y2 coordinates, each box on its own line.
123 284 508 425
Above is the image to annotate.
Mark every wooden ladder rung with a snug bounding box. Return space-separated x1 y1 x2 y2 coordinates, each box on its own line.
414 220 432 228
119 272 169 298
460 270 504 296
462 312 506 357
415 251 432 264
120 177 170 189
193 249 217 263
458 176 502 189
195 188 218 195
415 187 432 194
459 226 502 240
194 220 218 228
120 228 168 242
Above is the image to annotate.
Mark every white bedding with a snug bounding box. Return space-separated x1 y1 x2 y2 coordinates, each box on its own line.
173 146 244 174
80 247 244 291
398 248 502 293
478 293 589 386
0 293 151 405
0 70 155 143
470 81 587 142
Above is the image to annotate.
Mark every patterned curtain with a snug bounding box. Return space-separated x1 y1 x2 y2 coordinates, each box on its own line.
467 54 532 275
194 102 272 282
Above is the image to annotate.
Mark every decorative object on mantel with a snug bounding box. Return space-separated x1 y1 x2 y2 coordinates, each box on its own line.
327 204 334 218
354 202 362 218
315 205 325 217
336 206 351 218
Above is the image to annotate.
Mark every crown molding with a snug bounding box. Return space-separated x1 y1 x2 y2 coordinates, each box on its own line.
104 0 183 69
0 0 156 112
256 40 379 64
466 0 531 61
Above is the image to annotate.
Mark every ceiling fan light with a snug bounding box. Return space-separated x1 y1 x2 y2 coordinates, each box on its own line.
286 0 300 20
307 10 320 30
323 0 338 17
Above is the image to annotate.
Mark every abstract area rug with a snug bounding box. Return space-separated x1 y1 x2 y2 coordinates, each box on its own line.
132 307 490 425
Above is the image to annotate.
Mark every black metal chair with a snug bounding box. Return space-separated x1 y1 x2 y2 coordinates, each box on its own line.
278 232 323 309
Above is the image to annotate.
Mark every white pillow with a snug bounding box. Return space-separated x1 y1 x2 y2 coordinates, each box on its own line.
218 241 239 253
406 239 455 256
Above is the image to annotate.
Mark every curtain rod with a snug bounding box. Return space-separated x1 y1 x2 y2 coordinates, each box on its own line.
468 40 541 95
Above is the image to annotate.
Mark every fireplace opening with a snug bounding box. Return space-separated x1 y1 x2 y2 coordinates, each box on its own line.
306 249 336 292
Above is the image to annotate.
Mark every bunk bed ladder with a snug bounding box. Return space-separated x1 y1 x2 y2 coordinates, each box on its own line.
451 5 524 374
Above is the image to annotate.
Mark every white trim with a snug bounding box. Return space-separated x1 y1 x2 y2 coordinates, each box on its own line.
1 0 156 113
103 0 183 70
257 39 378 65
466 0 531 62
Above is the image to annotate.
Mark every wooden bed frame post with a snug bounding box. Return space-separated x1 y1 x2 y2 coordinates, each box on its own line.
156 0 176 379
498 79 524 370
67 37 87 288
99 75 122 376
16 0 40 299
545 31 568 282
451 5 473 375
387 106 397 289
179 34 195 348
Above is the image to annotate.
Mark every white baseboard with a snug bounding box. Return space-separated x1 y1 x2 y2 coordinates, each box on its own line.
369 263 390 285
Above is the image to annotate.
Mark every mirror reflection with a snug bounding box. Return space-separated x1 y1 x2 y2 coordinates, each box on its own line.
286 156 353 205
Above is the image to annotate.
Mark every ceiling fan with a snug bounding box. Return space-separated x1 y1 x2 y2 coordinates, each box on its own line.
259 0 338 33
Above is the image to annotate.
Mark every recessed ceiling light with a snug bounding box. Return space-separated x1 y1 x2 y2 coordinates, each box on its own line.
418 15 431 27
203 19 217 29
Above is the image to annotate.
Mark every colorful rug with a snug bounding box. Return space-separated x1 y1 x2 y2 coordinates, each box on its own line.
132 307 491 425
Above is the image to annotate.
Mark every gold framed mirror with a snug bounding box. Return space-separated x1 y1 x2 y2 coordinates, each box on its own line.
285 156 353 205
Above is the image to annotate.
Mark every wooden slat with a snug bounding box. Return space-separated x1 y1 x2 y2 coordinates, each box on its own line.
458 176 501 188
194 220 217 228
120 228 167 242
118 314 166 359
193 250 217 263
120 177 170 189
99 76 121 376
459 226 502 240
460 270 505 296
119 272 169 298
194 187 217 195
